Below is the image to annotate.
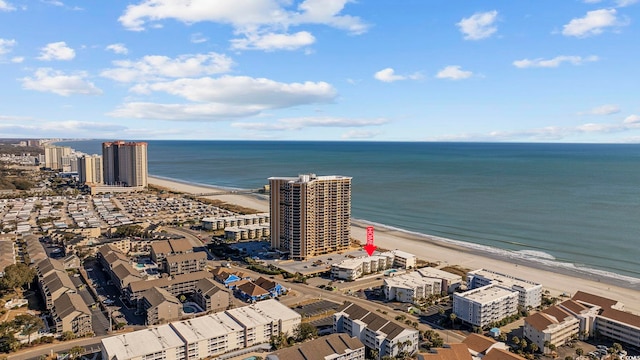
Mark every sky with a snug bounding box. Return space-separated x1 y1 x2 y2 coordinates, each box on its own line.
0 0 639 142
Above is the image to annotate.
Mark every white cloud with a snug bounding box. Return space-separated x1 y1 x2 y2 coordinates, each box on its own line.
513 55 599 68
583 104 621 115
373 68 421 83
108 102 266 121
118 0 367 51
427 116 640 142
436 65 473 80
0 38 16 55
616 0 638 7
106 43 128 55
623 115 640 124
110 76 337 121
0 0 15 11
190 33 207 44
230 31 315 51
41 0 63 6
101 52 234 82
37 41 75 61
457 10 498 40
133 75 336 105
562 9 624 37
11 56 24 63
232 116 387 131
341 130 381 139
21 68 102 96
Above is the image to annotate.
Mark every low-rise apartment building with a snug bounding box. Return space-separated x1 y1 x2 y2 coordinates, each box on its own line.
128 270 211 302
453 285 519 328
416 267 463 294
140 286 182 325
51 292 92 335
383 271 442 303
524 306 580 353
193 278 230 313
571 291 640 348
163 252 207 276
467 269 542 309
266 333 365 360
101 299 301 360
334 302 419 359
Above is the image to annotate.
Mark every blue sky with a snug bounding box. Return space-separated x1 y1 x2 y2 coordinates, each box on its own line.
0 0 639 142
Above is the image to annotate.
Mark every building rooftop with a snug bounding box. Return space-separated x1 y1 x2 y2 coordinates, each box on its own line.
417 267 462 281
456 285 517 304
462 333 498 354
170 312 243 343
572 291 620 310
418 343 473 360
267 333 364 360
164 251 207 263
468 269 541 290
101 324 184 360
142 287 180 308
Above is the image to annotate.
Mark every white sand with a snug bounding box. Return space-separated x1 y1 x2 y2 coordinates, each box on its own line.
148 175 640 313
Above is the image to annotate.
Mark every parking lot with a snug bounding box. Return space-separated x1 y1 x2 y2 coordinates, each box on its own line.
83 259 145 327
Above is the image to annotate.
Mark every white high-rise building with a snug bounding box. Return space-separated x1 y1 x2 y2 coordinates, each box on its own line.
453 285 519 328
78 155 103 184
102 141 148 187
269 174 351 260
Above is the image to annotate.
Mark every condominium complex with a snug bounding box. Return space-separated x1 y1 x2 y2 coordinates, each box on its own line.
102 140 148 187
269 174 352 260
383 271 443 303
467 269 542 309
44 145 71 170
101 299 301 360
453 285 519 328
524 305 580 354
334 302 419 359
78 154 103 184
267 333 365 360
331 250 417 281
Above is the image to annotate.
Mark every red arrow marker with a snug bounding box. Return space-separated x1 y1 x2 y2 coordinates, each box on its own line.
364 226 377 256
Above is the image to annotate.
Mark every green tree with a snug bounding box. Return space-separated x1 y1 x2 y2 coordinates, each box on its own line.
61 331 76 341
0 333 20 353
612 343 623 353
576 348 584 357
68 346 85 359
449 313 457 328
14 314 43 344
293 323 317 342
0 263 36 291
513 336 521 349
529 343 539 353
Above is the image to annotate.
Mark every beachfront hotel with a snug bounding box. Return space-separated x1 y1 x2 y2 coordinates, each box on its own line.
102 140 148 187
269 174 352 260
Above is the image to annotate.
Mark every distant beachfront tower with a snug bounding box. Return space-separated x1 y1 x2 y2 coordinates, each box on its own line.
102 141 148 187
44 145 71 170
269 174 352 260
78 154 103 185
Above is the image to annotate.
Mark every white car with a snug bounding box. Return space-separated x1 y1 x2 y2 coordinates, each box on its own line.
103 299 115 305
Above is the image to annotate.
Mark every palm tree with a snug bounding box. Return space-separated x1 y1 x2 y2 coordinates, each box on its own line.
449 313 457 328
576 348 584 357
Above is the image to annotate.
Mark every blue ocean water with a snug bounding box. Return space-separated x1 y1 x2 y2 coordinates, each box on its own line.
62 140 640 284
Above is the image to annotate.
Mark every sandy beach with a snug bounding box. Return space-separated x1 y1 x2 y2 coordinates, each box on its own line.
148 175 640 314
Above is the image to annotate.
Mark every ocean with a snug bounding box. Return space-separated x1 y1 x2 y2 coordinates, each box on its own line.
61 140 640 285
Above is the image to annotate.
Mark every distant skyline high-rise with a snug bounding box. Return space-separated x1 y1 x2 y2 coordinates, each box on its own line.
44 145 71 171
102 141 148 187
78 154 103 185
269 174 352 260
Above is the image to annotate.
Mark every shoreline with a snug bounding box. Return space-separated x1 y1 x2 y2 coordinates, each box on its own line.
148 175 640 313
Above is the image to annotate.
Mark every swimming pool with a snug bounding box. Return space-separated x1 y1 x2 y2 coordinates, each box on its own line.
183 305 197 313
